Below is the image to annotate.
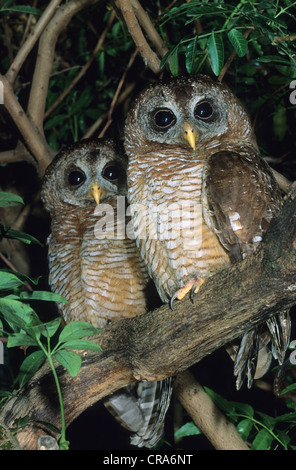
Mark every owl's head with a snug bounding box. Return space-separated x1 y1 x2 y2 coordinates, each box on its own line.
42 138 127 212
124 74 257 154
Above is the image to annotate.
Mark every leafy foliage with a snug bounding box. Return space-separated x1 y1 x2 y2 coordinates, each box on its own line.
176 386 296 450
0 192 100 449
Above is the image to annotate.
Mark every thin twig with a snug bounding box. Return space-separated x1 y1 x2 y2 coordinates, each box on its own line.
218 27 253 82
272 34 296 44
118 0 161 73
44 9 116 119
0 75 52 175
6 0 63 84
0 251 33 292
174 371 249 450
98 51 138 138
130 0 168 58
83 80 136 138
27 0 100 134
19 0 39 47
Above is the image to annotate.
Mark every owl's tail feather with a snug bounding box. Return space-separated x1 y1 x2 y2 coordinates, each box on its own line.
103 386 146 432
266 310 291 364
233 327 260 390
130 377 174 448
233 310 291 390
103 377 173 449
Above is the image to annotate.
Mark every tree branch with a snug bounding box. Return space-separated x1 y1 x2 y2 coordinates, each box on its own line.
130 0 168 59
118 0 162 73
6 0 63 85
44 9 116 119
174 371 249 450
27 0 100 135
0 75 53 175
1 182 296 449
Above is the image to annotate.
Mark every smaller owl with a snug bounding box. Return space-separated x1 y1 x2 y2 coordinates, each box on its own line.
41 138 173 448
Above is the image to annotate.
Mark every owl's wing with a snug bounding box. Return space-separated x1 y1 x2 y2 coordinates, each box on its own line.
104 378 173 448
202 150 290 389
202 150 282 260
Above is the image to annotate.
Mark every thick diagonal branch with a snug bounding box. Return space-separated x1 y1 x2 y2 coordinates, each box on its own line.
1 184 296 450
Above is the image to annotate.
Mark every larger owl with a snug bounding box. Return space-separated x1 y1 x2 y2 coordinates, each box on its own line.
124 74 291 389
41 138 173 448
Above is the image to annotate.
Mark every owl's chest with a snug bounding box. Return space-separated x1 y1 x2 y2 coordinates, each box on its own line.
128 154 230 297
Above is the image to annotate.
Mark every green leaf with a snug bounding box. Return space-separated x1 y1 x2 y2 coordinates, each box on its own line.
54 350 81 377
237 418 253 441
204 387 235 415
256 55 292 65
58 321 98 343
0 223 42 246
0 269 41 288
60 339 101 351
27 317 61 340
1 6 40 15
175 422 202 438
160 46 179 75
0 298 35 331
185 37 199 74
273 106 287 141
0 192 24 207
40 318 61 338
256 411 275 430
168 46 179 76
20 290 68 304
7 332 38 348
207 33 224 76
0 271 25 290
17 350 46 388
44 114 69 131
251 428 273 450
227 29 248 57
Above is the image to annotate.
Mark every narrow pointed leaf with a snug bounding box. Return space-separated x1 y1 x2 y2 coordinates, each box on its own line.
251 428 273 450
54 350 81 377
175 422 202 437
17 350 46 388
0 271 25 290
228 29 248 57
185 37 199 73
207 33 224 76
20 290 68 304
61 339 101 351
7 333 39 348
0 192 24 207
58 321 98 343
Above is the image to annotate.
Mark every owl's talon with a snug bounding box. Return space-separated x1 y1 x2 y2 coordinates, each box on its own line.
170 279 205 310
190 285 196 303
169 292 179 310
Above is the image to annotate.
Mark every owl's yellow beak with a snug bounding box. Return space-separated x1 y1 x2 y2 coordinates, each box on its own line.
90 182 102 205
183 123 196 150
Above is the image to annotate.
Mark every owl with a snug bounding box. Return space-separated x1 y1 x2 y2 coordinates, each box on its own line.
41 138 173 448
124 74 291 389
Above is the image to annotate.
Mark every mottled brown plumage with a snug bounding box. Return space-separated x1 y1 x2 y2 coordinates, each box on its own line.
41 138 172 447
124 74 291 389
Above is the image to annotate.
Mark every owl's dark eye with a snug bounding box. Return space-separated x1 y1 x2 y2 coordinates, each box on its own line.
194 101 213 120
154 109 176 128
102 163 121 182
68 170 86 186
